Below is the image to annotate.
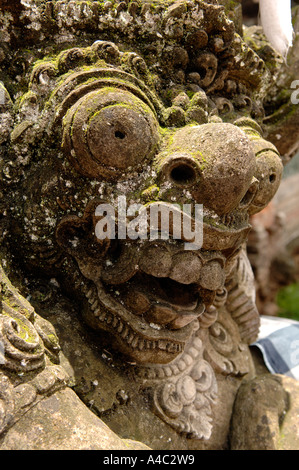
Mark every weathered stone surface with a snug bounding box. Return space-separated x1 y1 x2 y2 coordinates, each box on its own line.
278 376 299 450
24 291 255 450
230 374 299 450
0 387 150 450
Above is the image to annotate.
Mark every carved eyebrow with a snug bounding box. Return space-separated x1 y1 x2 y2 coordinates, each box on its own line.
52 68 163 125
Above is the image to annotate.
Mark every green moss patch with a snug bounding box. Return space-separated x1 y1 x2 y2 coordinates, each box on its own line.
276 283 299 321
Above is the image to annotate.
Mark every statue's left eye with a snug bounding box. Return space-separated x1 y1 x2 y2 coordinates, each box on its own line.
62 88 159 180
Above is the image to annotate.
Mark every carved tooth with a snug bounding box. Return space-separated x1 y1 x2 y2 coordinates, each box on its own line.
86 289 95 301
93 308 101 317
91 300 98 311
121 325 129 338
164 366 172 377
166 342 178 353
112 316 119 328
138 340 145 351
170 364 180 375
158 339 167 350
82 284 89 295
117 322 124 333
98 311 106 321
86 289 94 299
131 336 139 348
188 346 199 358
147 369 156 380
127 332 135 344
157 368 165 379
193 337 203 350
106 314 113 324
136 368 146 379
88 295 96 305
183 354 193 366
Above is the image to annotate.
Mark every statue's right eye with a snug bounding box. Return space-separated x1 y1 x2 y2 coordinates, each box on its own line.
62 87 160 180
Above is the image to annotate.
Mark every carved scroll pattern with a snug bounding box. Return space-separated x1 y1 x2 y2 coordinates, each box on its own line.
0 309 45 373
0 265 69 438
225 248 260 345
135 335 218 440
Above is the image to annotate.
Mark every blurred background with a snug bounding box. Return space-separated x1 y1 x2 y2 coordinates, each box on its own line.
242 0 299 25
241 0 299 321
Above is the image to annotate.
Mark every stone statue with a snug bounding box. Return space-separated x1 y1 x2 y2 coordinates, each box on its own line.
0 0 298 450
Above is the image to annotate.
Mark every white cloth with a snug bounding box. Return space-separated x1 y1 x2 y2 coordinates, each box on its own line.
253 315 299 380
259 0 293 58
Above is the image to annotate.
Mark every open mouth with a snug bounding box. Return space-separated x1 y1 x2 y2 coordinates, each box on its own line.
109 272 207 329
82 239 228 363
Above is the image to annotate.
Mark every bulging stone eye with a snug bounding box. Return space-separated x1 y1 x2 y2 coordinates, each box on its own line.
62 88 159 180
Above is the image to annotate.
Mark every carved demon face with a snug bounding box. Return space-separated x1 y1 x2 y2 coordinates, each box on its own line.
3 3 283 366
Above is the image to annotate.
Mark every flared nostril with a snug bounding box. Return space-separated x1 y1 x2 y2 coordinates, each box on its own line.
239 177 259 209
170 163 197 186
157 154 200 188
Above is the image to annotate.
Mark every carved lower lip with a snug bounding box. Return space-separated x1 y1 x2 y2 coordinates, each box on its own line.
83 280 199 355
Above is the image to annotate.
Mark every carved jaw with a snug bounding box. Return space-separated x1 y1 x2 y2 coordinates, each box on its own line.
84 245 215 365
79 244 206 365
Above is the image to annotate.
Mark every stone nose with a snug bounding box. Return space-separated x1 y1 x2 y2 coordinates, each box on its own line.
157 123 256 216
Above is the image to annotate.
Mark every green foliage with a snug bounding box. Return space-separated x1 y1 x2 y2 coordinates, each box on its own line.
276 283 299 321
